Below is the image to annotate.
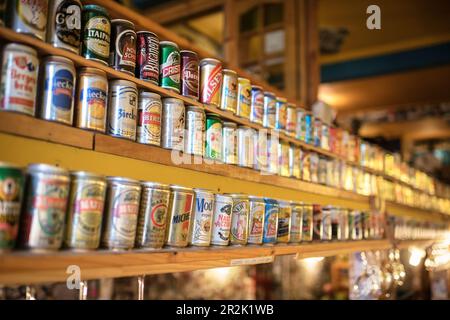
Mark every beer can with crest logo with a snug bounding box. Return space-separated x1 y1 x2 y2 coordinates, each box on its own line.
302 204 313 242
81 4 111 65
250 85 264 124
289 202 303 243
222 122 238 165
205 113 223 161
263 198 278 244
109 19 137 76
7 0 49 40
263 92 276 129
229 194 249 245
136 31 159 84
185 105 205 156
285 103 297 136
159 41 180 92
137 91 161 146
236 77 251 119
275 97 287 131
162 98 185 151
199 58 222 107
189 188 214 246
181 50 199 100
220 69 237 113
210 194 233 246
277 200 291 243
247 196 265 245
166 185 194 247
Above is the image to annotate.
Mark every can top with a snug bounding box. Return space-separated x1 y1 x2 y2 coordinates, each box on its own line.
70 171 106 180
111 19 135 28
160 41 179 48
79 67 107 77
277 199 291 206
187 105 204 112
264 91 276 97
83 4 110 17
248 195 264 201
194 188 215 194
264 198 279 204
162 97 184 106
223 121 237 128
106 176 140 185
238 77 251 84
206 112 221 119
43 55 75 67
27 163 69 176
215 193 233 200
222 69 237 75
180 50 198 56
291 201 304 206
170 185 194 192
5 43 37 56
0 161 22 169
199 58 221 66
224 193 248 199
296 107 306 113
139 91 161 99
136 30 158 38
276 97 287 102
251 85 263 90
141 181 170 189
110 79 138 88
287 103 296 108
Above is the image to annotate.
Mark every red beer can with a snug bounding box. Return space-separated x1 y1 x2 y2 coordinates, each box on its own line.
199 58 222 107
180 50 199 100
135 31 160 85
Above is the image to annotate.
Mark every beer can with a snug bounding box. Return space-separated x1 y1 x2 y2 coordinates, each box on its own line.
278 140 290 177
159 41 180 92
81 4 111 65
313 117 322 148
236 77 251 119
295 108 306 141
102 176 141 250
229 194 249 245
39 55 76 125
0 162 24 251
222 122 238 165
137 91 161 146
321 122 330 150
136 31 159 84
275 97 287 131
289 202 302 243
135 182 170 249
340 208 349 240
161 98 185 151
263 92 276 129
166 185 194 247
0 43 39 116
349 210 363 240
304 112 313 144
76 67 108 132
289 145 301 179
220 69 237 113
189 188 214 246
318 156 327 185
19 164 70 251
247 196 265 245
312 204 322 241
237 126 255 168
205 113 223 161
180 50 199 100
65 171 106 250
321 206 332 241
185 106 205 156
210 194 233 246
254 129 268 172
267 134 279 175
107 79 138 140
330 206 341 241
302 204 313 242
310 152 319 183
109 19 137 75
285 103 297 136
263 198 278 244
7 0 49 40
302 150 311 182
199 58 222 107
250 85 264 124
46 0 82 54
277 200 291 243
362 211 371 239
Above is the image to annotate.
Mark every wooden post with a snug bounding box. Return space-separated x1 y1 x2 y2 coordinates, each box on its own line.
224 0 238 66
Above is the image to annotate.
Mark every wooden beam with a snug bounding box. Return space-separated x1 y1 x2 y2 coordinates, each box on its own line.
223 0 238 66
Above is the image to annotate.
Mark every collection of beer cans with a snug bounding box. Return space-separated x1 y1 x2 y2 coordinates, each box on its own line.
390 216 449 241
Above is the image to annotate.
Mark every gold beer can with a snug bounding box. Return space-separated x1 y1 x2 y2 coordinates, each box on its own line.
236 77 251 119
219 69 237 113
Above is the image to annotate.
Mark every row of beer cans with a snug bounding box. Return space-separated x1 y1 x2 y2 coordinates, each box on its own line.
389 216 449 241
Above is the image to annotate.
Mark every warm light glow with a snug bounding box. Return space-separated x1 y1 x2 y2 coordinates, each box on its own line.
204 267 235 285
408 248 426 267
301 256 325 267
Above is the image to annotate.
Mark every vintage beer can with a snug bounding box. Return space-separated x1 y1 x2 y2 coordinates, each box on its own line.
136 31 159 84
237 126 255 168
180 50 199 100
295 108 305 141
289 145 301 179
263 198 278 244
254 129 268 172
160 41 180 92
0 162 24 251
19 164 70 251
285 103 297 136
277 200 291 243
321 206 333 241
205 113 223 161
137 91 161 146
185 106 205 156
263 92 276 129
220 69 237 113
65 171 106 250
330 206 342 241
107 79 138 140
81 4 111 65
166 185 194 247
161 98 185 151
7 0 49 40
46 0 82 54
278 140 290 177
302 204 313 241
229 194 249 245
275 97 287 131
340 208 349 240
318 156 327 185
321 122 330 150
312 204 322 241
109 19 137 75
250 85 264 125
290 202 302 243
310 152 319 183
267 134 279 175
76 67 108 132
222 122 238 165
189 189 214 246
361 211 371 239
199 58 222 107
349 210 363 240
304 112 313 144
313 117 322 148
236 77 251 119
135 182 170 249
247 196 265 245
102 176 141 250
0 43 39 116
39 56 76 125
302 150 311 182
210 194 233 246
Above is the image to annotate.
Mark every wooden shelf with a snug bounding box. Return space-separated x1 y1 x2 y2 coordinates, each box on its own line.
386 201 448 223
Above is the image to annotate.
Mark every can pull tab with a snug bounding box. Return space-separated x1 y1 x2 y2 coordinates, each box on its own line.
137 275 145 300
79 281 88 300
25 285 36 300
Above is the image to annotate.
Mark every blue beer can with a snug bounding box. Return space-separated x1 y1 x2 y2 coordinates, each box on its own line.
304 112 313 144
263 198 279 244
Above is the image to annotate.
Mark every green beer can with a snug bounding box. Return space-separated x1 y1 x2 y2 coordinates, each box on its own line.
205 113 223 161
81 5 111 65
159 41 180 92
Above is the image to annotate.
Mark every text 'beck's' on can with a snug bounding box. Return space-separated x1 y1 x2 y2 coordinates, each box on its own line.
108 79 138 140
185 105 205 156
277 200 291 243
39 55 76 125
190 188 215 246
210 194 233 246
160 41 180 92
275 97 287 131
46 0 82 54
180 50 199 100
137 91 161 146
237 126 255 168
7 0 49 40
229 194 249 245
65 171 106 251
263 91 276 129
102 176 141 250
220 69 237 113
19 164 70 251
136 31 159 84
205 113 223 161
166 185 194 247
0 43 39 116
247 196 265 245
135 182 170 249
250 85 264 125
109 19 136 75
81 4 111 65
222 122 237 165
162 98 185 151
290 202 302 243
263 198 278 244
199 58 222 107
236 77 251 119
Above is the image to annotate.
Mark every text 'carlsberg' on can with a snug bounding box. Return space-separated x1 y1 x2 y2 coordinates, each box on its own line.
199 58 222 107
81 5 111 65
7 0 49 40
166 185 194 247
302 204 313 241
210 194 233 246
290 202 302 243
275 97 287 131
137 91 161 146
263 92 276 129
277 200 291 243
46 0 82 54
39 55 76 125
102 177 141 250
180 50 199 100
135 182 170 249
250 85 264 125
229 194 249 245
247 196 265 245
205 113 223 161
222 122 238 165
65 171 106 250
136 31 159 84
185 106 205 156
160 41 180 92
0 162 24 251
263 198 278 244
162 98 185 151
109 19 137 76
237 126 255 168
236 77 251 119
190 189 214 246
0 43 39 115
108 79 138 140
19 164 70 251
220 69 237 113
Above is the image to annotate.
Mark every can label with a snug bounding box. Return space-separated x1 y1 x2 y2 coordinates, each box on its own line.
321 207 332 240
108 84 138 140
16 0 48 39
263 200 278 244
263 94 276 129
136 32 159 84
250 88 264 124
277 206 291 242
77 74 107 132
166 192 193 246
286 107 296 135
230 198 249 245
162 100 185 150
222 126 237 165
331 207 341 240
248 200 264 244
82 15 111 63
267 136 279 174
278 143 290 177
113 29 136 71
181 53 199 99
185 108 205 156
275 100 286 130
205 117 222 160
220 73 237 112
312 204 322 241
254 130 268 171
43 66 75 124
211 196 232 245
190 192 214 246
200 63 222 106
237 127 254 168
305 114 312 144
237 82 251 118
290 205 302 243
302 205 313 241
138 95 161 146
53 0 81 51
160 49 180 91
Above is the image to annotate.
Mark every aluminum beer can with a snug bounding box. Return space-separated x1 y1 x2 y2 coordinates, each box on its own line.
330 206 342 241
135 182 170 249
362 211 371 239
290 202 302 243
237 126 255 168
137 91 162 146
302 150 311 182
236 77 251 119
220 69 237 113
285 103 297 136
189 188 215 246
65 171 106 250
313 117 322 147
205 113 223 161
302 204 313 242
321 122 330 150
76 67 108 132
185 106 205 156
107 79 138 140
275 97 287 131
229 194 249 245
289 145 301 179
159 41 180 92
277 200 291 243
109 19 137 75
278 140 290 177
19 164 70 251
166 185 194 247
304 112 313 144
267 134 279 175
161 98 185 151
81 4 111 65
321 206 333 241
250 85 264 124
210 194 233 246
0 43 39 116
263 198 278 244
340 208 349 240
199 58 222 107
318 156 327 185
263 92 276 129
46 0 82 54
102 176 141 250
0 162 24 251
310 152 319 184
349 210 363 240
312 204 322 241
247 196 265 244
39 55 76 125
136 31 159 84
180 50 199 100
7 0 49 40
222 122 238 165
254 129 268 172
295 108 306 141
